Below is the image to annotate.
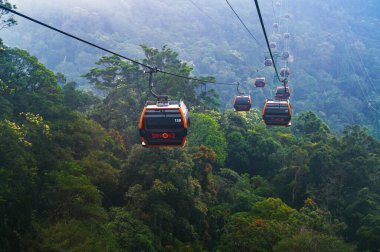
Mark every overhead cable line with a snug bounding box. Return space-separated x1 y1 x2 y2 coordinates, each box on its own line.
347 30 380 95
252 0 281 82
346 49 379 115
329 1 379 96
283 0 290 68
269 0 278 42
0 5 238 87
329 1 380 101
278 0 284 36
346 46 370 104
187 0 225 30
224 0 263 48
187 0 256 68
271 0 278 24
271 0 276 19
329 0 380 119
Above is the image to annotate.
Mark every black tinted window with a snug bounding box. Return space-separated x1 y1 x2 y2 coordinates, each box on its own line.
144 110 184 130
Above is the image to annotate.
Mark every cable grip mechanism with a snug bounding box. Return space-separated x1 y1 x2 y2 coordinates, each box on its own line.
144 67 169 101
236 82 244 95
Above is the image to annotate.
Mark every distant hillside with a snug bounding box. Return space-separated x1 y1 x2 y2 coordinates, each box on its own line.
2 0 380 133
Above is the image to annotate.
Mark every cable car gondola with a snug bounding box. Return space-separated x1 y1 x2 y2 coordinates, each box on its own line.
275 86 291 99
284 33 291 39
254 77 266 88
233 83 252 111
139 68 189 148
269 41 277 49
262 99 292 126
234 95 252 112
282 51 290 61
264 58 273 66
139 100 189 147
280 67 290 78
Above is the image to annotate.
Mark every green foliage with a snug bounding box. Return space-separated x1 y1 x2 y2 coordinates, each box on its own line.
218 212 272 252
83 55 143 91
83 54 145 133
196 86 220 111
0 119 36 251
219 198 353 252
79 151 119 197
247 126 284 178
140 44 204 105
356 214 380 251
62 81 100 113
0 43 63 121
120 146 209 247
292 111 331 142
188 112 227 164
0 1 17 30
214 168 260 213
107 208 156 252
36 219 113 252
45 162 106 222
191 145 217 193
273 231 355 252
1 36 380 251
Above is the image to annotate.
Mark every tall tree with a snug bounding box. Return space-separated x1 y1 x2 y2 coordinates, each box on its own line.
0 0 17 30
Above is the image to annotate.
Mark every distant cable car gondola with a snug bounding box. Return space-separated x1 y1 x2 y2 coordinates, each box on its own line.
273 23 279 30
284 33 291 39
280 67 290 78
262 99 292 126
270 41 277 49
234 95 252 111
254 77 266 88
264 58 273 66
275 86 291 99
234 83 252 112
139 100 189 148
284 13 291 19
282 51 290 60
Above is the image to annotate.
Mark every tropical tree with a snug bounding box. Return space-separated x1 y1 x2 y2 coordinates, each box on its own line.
0 0 17 30
188 112 227 165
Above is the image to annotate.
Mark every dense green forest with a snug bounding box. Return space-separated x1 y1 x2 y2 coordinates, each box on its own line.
1 0 380 251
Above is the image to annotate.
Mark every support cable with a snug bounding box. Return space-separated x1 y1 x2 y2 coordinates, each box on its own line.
252 0 282 82
225 0 263 48
187 0 225 30
0 5 238 87
329 0 380 119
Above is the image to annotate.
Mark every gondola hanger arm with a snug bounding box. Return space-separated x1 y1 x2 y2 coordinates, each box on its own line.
144 67 169 101
236 82 244 95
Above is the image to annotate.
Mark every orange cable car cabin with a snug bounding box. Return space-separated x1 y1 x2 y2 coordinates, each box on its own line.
234 95 252 112
275 85 291 100
139 100 189 147
262 99 292 126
